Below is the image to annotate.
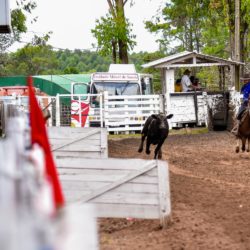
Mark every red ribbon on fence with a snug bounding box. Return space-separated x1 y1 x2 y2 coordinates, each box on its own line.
27 76 65 210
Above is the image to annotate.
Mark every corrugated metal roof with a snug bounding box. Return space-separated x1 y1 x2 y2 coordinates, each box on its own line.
34 74 91 93
142 51 244 68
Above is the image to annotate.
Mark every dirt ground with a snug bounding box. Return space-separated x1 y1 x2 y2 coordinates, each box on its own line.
99 131 250 250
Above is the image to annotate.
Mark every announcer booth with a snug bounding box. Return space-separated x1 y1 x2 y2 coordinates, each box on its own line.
142 51 244 129
0 0 11 33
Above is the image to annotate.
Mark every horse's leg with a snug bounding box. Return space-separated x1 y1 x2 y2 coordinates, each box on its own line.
242 137 246 152
138 134 146 153
236 138 240 153
247 137 250 152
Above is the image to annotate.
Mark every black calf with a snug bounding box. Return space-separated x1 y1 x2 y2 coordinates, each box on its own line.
138 113 173 159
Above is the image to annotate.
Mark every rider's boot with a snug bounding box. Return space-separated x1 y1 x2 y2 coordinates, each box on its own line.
231 120 240 136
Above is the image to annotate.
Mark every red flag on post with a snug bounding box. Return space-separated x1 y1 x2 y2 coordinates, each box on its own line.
27 76 64 209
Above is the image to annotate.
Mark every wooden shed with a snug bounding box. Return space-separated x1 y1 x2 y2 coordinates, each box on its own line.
142 51 244 129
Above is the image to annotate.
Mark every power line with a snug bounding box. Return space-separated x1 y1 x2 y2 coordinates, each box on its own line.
10 38 98 52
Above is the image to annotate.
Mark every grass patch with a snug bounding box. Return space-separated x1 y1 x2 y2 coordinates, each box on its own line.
108 133 141 140
170 127 209 135
108 127 209 140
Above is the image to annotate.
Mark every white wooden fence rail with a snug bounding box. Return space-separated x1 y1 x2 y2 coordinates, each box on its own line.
103 92 164 132
1 91 241 133
0 116 99 250
48 127 108 159
56 158 171 227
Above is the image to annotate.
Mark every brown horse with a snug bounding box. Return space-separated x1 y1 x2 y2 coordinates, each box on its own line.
235 100 250 153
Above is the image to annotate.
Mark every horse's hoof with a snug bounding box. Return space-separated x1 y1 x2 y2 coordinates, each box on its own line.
138 148 143 153
146 150 151 155
247 150 250 153
236 147 240 153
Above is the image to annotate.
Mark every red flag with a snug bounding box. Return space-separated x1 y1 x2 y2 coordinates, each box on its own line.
27 76 64 209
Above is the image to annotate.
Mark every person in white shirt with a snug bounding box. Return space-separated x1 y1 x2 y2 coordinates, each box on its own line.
181 69 192 92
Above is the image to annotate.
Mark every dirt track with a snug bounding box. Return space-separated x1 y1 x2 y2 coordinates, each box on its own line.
99 131 250 250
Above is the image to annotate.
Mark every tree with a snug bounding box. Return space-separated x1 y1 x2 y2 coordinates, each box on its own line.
145 0 210 53
0 0 37 52
207 0 249 68
4 45 59 75
0 0 39 75
145 0 250 65
64 66 79 74
92 0 136 63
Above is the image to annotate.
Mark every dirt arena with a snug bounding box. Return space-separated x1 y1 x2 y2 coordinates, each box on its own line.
99 131 250 250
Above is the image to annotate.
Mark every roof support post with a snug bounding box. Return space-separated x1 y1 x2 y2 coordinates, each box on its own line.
192 56 197 65
162 68 174 129
235 0 241 91
234 65 240 91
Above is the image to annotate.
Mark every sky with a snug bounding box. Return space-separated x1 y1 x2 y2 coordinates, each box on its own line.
9 0 165 53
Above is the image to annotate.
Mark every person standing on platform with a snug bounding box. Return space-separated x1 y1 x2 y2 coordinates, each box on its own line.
181 69 193 92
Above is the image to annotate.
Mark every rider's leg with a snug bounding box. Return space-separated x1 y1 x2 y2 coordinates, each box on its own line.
237 104 246 120
231 103 247 135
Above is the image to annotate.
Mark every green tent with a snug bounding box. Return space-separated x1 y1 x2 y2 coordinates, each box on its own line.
0 74 91 96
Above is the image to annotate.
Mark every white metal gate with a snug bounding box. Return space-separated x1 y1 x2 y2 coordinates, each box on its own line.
56 158 171 227
103 92 164 132
48 127 108 159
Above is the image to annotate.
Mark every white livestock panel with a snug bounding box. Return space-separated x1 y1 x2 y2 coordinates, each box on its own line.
56 158 171 227
169 92 207 127
197 94 208 126
229 90 241 114
104 93 163 132
56 204 99 250
48 127 108 159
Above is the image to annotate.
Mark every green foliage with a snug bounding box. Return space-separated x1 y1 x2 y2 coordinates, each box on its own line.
91 1 137 63
1 47 162 93
145 0 210 53
63 67 79 74
196 67 220 91
55 49 112 73
3 45 59 75
145 0 250 65
11 9 27 33
91 15 117 57
128 50 165 93
91 13 136 62
0 1 37 52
